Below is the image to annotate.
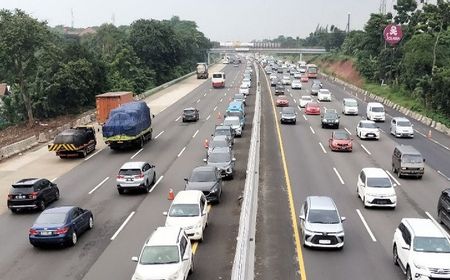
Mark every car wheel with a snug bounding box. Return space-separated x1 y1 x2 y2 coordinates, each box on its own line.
356 187 360 198
438 210 443 224
417 175 422 179
152 172 156 185
54 190 60 201
88 216 94 230
189 257 194 274
393 244 399 265
70 231 77 246
39 200 46 211
10 208 19 214
118 188 125 195
139 137 144 148
145 181 150 193
397 170 402 178
392 164 396 174
406 267 412 280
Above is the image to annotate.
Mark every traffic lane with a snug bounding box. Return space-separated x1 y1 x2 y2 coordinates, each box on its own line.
82 72 255 280
320 78 450 178
0 66 245 279
255 74 304 280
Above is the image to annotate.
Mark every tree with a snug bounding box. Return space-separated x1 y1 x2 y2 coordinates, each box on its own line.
0 9 52 126
394 0 418 24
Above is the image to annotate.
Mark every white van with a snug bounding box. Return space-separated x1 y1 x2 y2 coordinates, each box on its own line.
212 72 226 88
164 190 208 241
366 102 385 122
342 98 358 115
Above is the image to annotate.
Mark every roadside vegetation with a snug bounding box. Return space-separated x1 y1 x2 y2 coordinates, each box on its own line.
0 10 211 128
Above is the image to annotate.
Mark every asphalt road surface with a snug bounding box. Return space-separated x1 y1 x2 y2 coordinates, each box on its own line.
0 63 254 280
255 65 450 280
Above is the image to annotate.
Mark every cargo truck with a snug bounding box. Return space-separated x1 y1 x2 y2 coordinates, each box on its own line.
48 126 97 158
102 101 153 150
96 91 134 124
196 63 209 79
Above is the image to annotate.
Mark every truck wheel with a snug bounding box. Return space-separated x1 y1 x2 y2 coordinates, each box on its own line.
139 137 144 148
81 149 87 158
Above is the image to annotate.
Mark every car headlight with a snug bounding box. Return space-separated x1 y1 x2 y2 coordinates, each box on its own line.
132 274 143 280
168 272 180 280
211 185 219 193
335 120 339 123
413 261 429 272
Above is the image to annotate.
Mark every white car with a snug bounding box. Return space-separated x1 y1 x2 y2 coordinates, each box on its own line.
356 120 380 140
357 168 397 208
242 78 251 88
366 102 385 122
239 84 250 95
291 80 302 89
116 162 156 194
269 73 277 80
393 218 450 280
342 98 358 115
132 226 193 280
390 117 414 138
164 190 208 241
294 72 302 79
317 89 332 102
223 116 243 136
299 96 313 108
281 75 291 85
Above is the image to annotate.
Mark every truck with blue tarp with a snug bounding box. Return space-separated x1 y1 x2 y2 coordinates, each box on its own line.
102 101 152 150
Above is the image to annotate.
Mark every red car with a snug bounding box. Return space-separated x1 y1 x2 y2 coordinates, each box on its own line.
305 102 320 115
276 96 289 107
329 130 353 152
300 75 309 83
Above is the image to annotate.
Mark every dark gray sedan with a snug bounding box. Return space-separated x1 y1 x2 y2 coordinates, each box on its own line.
185 166 223 203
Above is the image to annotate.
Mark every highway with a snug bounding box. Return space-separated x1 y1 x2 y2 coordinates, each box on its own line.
255 65 450 280
0 63 253 280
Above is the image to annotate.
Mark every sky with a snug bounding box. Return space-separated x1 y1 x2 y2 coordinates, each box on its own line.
1 0 397 42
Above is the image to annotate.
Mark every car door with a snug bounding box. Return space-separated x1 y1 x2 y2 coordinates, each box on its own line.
200 196 208 229
390 119 396 134
38 180 51 203
397 223 411 268
443 195 450 228
142 164 150 183
299 202 307 231
71 208 85 233
42 179 56 201
179 236 190 277
357 171 366 199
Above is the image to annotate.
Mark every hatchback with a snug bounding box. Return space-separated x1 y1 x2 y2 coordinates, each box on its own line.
182 108 199 122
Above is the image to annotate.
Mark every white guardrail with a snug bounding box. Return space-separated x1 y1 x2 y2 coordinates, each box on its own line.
231 61 262 280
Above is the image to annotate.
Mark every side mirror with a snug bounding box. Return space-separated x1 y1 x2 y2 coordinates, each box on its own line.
299 214 305 220
393 183 397 187
163 211 168 216
423 158 426 162
232 157 236 162
184 178 188 182
131 256 138 262
203 158 207 163
341 217 346 222
152 114 155 118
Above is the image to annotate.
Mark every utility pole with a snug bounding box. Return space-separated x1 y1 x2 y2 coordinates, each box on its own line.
379 0 387 14
346 12 351 33
71 8 74 29
112 13 116 26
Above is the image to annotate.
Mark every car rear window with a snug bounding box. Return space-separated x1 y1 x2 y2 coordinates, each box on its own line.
184 109 195 114
10 185 35 194
190 171 216 182
119 169 141 176
35 212 68 225
212 74 223 78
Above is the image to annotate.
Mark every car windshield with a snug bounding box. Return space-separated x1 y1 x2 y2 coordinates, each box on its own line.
402 154 423 163
215 128 230 136
282 108 295 114
366 177 392 188
371 107 384 112
413 237 450 253
240 85 248 89
169 204 200 217
210 140 228 149
361 122 377 128
190 171 216 182
223 119 240 126
226 111 243 118
301 96 312 101
324 113 337 119
119 169 141 176
307 209 340 224
320 90 330 95
234 94 244 99
35 212 68 225
140 245 180 265
334 132 350 140
212 74 222 78
397 121 412 127
184 109 195 114
208 152 230 163
345 100 357 107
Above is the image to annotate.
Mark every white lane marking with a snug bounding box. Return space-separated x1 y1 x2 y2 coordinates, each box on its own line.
177 146 186 157
204 93 207 97
51 177 58 182
197 99 201 103
130 148 144 160
150 176 163 192
206 115 211 120
319 142 327 154
356 209 377 242
85 148 103 161
220 98 223 102
192 129 199 138
88 177 109 195
333 167 345 185
175 116 181 122
155 131 165 139
213 106 218 111
344 128 352 135
310 126 316 134
437 170 450 181
317 100 321 103
110 211 135 241
224 93 227 96
303 115 307 121
290 93 293 97
425 212 450 239
323 106 328 111
414 129 426 137
360 144 372 155
385 170 401 186
293 99 297 103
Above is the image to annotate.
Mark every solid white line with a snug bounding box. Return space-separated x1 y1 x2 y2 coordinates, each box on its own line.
51 177 58 182
155 130 165 139
206 115 211 120
220 98 223 102
204 93 207 97
437 170 450 181
310 126 316 134
317 100 321 103
192 129 199 138
84 148 103 161
319 142 327 154
213 106 218 111
360 144 372 155
344 128 352 135
303 115 307 121
293 99 297 103
333 167 345 184
150 176 163 192
110 211 135 241
197 99 201 103
385 170 401 186
88 177 109 195
177 147 186 157
323 106 328 111
356 209 377 242
175 116 181 122
130 148 143 160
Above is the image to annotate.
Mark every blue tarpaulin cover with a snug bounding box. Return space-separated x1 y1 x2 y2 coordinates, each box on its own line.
102 101 151 138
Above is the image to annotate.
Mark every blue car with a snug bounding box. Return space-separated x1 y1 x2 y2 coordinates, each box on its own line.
29 206 93 247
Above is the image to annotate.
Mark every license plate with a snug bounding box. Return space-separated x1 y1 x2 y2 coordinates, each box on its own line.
126 178 133 182
40 231 52 236
319 239 331 245
117 141 123 144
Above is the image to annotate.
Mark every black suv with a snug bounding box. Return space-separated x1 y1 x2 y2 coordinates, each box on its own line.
275 83 285 95
185 166 223 203
321 111 340 129
438 188 450 229
7 178 60 213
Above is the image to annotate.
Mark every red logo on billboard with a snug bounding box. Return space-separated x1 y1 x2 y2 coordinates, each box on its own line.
384 24 403 45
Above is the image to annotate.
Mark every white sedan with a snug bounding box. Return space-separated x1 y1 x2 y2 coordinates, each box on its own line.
291 79 302 89
317 89 332 102
356 120 380 140
299 96 313 108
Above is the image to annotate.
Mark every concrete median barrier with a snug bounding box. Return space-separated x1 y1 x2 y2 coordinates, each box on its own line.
0 136 38 160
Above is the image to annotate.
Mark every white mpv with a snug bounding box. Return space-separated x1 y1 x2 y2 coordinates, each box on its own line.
357 168 397 208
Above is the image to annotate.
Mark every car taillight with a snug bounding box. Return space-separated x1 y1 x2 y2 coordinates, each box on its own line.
29 192 38 199
117 175 124 179
8 194 14 200
135 173 144 179
29 229 39 235
55 227 69 235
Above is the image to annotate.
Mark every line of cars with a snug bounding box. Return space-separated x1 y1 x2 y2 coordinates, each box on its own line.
261 58 450 277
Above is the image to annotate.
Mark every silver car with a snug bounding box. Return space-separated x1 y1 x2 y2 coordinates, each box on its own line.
222 116 242 137
299 196 345 249
204 147 235 179
116 162 156 194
